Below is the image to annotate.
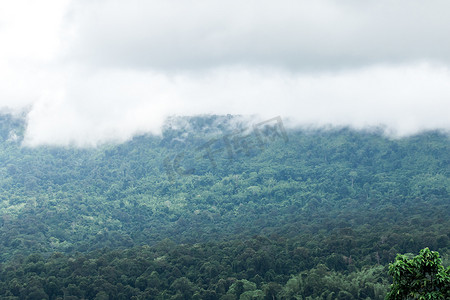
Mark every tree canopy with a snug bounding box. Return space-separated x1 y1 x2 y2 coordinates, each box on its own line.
0 113 448 299
387 248 450 300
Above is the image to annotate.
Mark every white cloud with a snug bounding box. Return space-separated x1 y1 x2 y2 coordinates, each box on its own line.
21 63 450 146
0 0 69 111
0 0 68 61
0 0 449 146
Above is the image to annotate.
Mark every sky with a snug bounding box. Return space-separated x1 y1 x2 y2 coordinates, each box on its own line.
1 0 450 146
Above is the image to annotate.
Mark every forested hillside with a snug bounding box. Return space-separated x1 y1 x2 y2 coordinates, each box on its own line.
0 113 448 299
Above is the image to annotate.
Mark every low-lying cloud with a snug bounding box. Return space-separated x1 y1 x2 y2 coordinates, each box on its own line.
20 63 450 146
0 0 449 147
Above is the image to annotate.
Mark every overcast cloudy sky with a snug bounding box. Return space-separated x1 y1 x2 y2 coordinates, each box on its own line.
1 0 450 146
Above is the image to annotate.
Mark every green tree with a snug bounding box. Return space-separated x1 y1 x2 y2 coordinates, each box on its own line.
386 248 450 299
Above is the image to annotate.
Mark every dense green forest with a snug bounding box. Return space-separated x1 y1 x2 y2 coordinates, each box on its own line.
0 113 448 299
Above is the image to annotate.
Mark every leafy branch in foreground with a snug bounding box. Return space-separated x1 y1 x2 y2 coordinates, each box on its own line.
386 247 450 299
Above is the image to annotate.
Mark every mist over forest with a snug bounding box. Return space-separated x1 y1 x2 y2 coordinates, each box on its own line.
0 113 448 299
1 0 450 298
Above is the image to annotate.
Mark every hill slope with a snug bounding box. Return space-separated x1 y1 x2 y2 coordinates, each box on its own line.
0 113 448 298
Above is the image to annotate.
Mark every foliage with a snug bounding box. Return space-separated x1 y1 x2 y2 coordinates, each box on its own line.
0 239 394 299
0 113 448 299
386 248 450 300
